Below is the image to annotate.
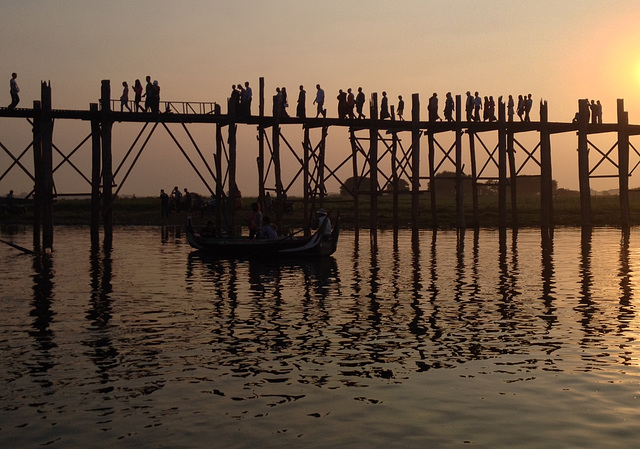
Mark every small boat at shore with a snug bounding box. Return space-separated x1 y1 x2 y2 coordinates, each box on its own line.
185 217 340 258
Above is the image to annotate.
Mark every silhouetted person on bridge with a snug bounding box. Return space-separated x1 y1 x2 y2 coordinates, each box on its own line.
297 85 306 118
144 76 153 112
347 88 355 119
517 94 524 121
524 93 532 122
589 100 597 124
428 93 440 122
133 79 144 112
120 82 132 112
356 87 366 119
507 95 515 122
465 91 473 121
242 81 252 117
473 92 482 122
397 95 405 120
8 73 19 110
444 92 454 122
380 91 390 120
337 89 347 119
230 85 240 117
314 84 326 118
150 80 160 113
596 100 602 124
281 87 289 117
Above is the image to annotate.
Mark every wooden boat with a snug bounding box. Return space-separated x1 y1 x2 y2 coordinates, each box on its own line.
185 217 340 258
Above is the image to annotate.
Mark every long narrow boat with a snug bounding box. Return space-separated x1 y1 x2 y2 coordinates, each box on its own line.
185 217 340 258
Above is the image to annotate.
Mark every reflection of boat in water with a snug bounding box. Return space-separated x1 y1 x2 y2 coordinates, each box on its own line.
185 217 340 259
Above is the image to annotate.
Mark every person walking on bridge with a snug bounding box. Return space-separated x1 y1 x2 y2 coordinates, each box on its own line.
314 84 326 118
8 73 19 110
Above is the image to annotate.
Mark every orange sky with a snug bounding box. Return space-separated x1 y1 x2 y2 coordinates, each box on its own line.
2 0 640 197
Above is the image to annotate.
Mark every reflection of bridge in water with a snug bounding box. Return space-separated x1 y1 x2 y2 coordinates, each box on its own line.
2 78 640 249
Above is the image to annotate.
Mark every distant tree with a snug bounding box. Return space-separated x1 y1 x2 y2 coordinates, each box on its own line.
384 179 410 192
340 176 371 196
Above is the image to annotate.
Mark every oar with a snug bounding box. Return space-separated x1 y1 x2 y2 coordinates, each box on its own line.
0 238 35 255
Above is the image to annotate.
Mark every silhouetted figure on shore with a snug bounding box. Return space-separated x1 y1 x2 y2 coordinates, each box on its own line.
8 73 19 110
120 81 132 112
507 95 515 122
171 186 182 211
473 92 482 122
337 89 347 119
297 85 306 118
465 91 473 121
380 91 390 120
314 84 326 118
356 87 366 119
347 88 355 119
524 93 532 122
133 79 144 112
428 93 440 122
397 95 405 120
160 189 169 218
443 92 454 122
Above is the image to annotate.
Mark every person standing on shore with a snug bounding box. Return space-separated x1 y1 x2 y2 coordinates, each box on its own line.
160 189 169 218
8 73 19 110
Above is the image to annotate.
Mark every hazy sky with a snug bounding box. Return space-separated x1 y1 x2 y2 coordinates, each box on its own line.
3 0 640 197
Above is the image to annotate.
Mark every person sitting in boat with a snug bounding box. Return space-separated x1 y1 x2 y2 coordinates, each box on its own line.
199 220 217 238
317 208 332 235
260 216 278 239
248 202 263 240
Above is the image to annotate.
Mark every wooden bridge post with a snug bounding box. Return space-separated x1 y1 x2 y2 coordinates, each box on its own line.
349 128 360 230
215 103 223 233
318 126 327 208
272 94 283 228
498 98 507 228
577 99 591 227
391 131 399 229
32 100 42 249
505 99 518 228
468 117 478 226
411 93 421 230
100 81 113 246
303 125 311 233
617 98 630 228
258 77 266 212
41 82 54 249
455 95 465 228
228 99 239 235
90 103 101 244
540 101 553 229
370 93 379 231
428 119 437 227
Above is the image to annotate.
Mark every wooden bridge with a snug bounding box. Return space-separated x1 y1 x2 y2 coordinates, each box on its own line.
2 78 640 249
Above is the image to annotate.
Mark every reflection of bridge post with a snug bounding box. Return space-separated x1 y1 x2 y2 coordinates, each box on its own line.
90 103 101 244
577 99 591 227
617 99 630 228
100 80 113 246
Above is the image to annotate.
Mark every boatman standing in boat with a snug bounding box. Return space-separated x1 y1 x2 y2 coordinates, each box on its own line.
317 208 332 235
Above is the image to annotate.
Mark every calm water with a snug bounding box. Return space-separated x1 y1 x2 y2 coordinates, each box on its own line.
2 225 640 448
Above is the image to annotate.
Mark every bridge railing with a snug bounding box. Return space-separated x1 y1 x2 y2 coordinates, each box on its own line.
108 100 219 115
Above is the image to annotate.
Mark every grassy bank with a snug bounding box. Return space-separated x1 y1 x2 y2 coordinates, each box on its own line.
2 192 640 229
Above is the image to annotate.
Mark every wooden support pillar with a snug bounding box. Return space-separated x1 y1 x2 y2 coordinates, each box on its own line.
504 99 518 227
618 99 630 228
540 101 554 229
370 93 379 231
391 131 399 229
303 125 311 233
428 127 437 227
498 98 507 228
228 98 239 235
272 94 283 228
411 93 421 230
100 80 113 246
318 126 327 207
41 82 54 249
455 95 465 228
32 100 42 249
90 103 101 244
350 128 360 230
577 99 591 227
215 104 223 234
258 77 265 212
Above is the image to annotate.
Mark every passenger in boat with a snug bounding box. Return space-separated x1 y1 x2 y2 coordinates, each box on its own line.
317 208 332 236
260 216 278 239
200 220 217 238
248 202 263 240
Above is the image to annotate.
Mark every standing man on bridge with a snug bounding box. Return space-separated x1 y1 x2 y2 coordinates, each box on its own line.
8 73 19 110
314 84 326 118
242 81 252 118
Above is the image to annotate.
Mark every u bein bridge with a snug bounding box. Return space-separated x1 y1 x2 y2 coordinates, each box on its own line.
2 77 640 250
